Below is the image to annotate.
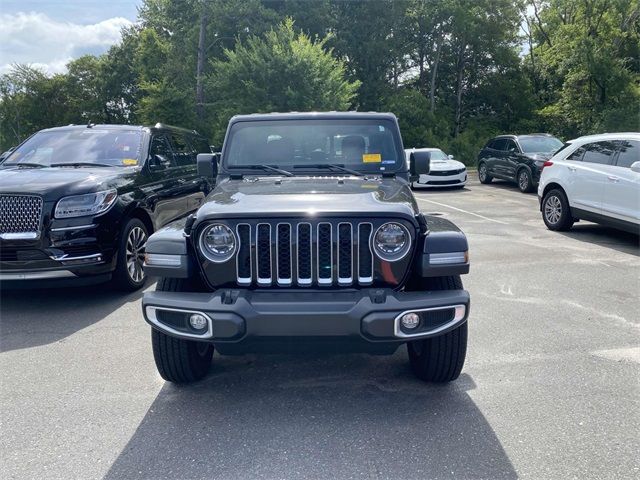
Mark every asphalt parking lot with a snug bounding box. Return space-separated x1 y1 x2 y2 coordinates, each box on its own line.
1 174 639 480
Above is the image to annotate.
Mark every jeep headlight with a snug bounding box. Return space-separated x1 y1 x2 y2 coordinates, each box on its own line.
199 223 236 263
54 189 117 218
373 222 411 261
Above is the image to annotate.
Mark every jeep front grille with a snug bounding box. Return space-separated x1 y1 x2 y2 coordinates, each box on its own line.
235 221 374 287
0 195 43 235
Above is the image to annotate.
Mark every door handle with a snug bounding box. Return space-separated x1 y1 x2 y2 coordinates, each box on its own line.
567 166 577 172
607 175 620 182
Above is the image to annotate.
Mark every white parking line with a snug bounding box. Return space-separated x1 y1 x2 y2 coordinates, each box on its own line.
416 197 508 224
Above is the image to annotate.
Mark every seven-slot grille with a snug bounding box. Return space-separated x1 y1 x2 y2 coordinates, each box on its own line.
234 221 374 287
0 195 43 234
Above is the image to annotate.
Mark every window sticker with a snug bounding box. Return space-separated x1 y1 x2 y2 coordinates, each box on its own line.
122 158 138 166
362 153 382 163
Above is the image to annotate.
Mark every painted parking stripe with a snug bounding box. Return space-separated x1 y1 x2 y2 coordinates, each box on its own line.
415 197 508 225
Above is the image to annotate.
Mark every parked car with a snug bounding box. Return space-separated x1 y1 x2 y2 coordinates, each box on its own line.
142 112 471 384
477 134 563 192
405 148 467 189
538 132 640 234
0 123 213 290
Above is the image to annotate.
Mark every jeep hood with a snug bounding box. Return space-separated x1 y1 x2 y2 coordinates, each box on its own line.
195 176 419 220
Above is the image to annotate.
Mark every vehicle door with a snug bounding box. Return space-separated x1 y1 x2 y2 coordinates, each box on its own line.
565 141 616 215
167 132 211 216
502 138 521 180
144 133 185 228
601 140 640 225
485 139 506 178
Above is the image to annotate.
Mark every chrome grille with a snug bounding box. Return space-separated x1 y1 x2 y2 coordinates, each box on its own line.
0 195 43 235
236 221 374 287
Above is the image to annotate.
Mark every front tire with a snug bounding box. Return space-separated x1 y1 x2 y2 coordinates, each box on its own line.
151 277 214 384
113 218 149 291
478 163 492 184
517 168 534 193
542 188 574 231
407 276 468 383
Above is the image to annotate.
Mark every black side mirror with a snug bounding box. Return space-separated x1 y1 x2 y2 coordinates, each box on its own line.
409 151 430 181
149 154 170 170
197 153 219 177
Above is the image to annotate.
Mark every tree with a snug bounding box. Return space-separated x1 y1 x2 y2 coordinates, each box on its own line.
206 19 360 141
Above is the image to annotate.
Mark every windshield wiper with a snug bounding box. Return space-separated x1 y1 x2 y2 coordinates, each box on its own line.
50 162 114 168
4 162 46 169
243 165 294 177
295 163 364 177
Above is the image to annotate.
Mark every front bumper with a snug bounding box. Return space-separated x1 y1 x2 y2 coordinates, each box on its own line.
142 288 470 354
416 171 467 187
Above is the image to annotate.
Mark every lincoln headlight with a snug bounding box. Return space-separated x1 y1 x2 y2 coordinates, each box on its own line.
373 222 411 261
54 189 117 218
199 223 236 263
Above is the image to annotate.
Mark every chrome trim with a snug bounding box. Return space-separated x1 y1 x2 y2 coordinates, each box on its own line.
428 252 468 265
50 224 96 232
0 270 77 280
235 223 252 286
199 223 237 264
276 222 292 286
296 222 312 286
256 223 272 285
357 222 374 284
394 305 466 339
316 222 332 285
50 253 102 262
145 306 213 339
337 222 353 285
0 232 39 240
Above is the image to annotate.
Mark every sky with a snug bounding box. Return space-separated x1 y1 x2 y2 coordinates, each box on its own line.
0 0 142 74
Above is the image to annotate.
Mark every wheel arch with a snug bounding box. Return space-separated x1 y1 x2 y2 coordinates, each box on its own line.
126 206 155 235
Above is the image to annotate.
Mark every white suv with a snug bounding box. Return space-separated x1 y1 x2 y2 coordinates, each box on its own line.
538 133 640 233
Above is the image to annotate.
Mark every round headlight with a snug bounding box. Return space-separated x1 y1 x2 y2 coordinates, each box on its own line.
199 223 236 263
373 222 411 261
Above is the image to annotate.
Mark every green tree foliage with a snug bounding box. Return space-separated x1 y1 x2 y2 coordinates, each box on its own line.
206 18 360 141
0 0 637 163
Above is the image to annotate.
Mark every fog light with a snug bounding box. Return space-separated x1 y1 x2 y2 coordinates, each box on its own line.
189 313 208 331
401 312 420 329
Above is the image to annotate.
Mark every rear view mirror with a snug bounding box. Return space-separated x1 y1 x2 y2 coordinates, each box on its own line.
631 161 640 173
197 153 220 177
409 151 430 181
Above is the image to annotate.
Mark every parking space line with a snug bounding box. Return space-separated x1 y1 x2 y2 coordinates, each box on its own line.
415 197 508 224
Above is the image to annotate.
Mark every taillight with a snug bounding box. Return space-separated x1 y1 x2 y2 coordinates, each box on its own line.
542 161 553 169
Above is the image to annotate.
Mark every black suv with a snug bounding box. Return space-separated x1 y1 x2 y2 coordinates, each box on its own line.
0 123 213 290
142 112 471 384
477 134 563 192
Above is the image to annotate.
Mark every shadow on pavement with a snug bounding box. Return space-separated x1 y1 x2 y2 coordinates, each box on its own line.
0 284 145 353
105 354 517 479
558 223 640 256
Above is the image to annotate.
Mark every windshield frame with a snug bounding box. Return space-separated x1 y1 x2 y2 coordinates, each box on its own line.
1 127 146 168
220 116 407 176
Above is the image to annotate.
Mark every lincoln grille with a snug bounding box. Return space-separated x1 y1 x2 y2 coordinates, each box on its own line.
0 195 43 235
234 221 375 287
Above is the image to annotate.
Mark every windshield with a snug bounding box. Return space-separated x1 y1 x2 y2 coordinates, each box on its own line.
518 136 563 154
429 150 448 160
224 119 403 173
1 129 144 167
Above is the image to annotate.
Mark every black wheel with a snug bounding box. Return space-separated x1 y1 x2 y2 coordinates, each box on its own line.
542 188 574 231
151 277 214 384
517 168 534 193
407 275 468 383
113 218 149 291
478 163 492 184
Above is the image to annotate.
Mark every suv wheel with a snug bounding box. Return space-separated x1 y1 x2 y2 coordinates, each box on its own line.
407 276 468 383
113 218 148 291
478 163 492 184
517 168 534 193
542 188 574 231
151 277 214 384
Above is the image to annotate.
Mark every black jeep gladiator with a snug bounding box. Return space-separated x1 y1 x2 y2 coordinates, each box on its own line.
142 112 470 384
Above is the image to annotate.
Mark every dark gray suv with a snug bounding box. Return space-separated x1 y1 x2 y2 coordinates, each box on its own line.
477 134 563 192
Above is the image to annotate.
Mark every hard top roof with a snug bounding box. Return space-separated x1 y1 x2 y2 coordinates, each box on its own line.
229 111 398 122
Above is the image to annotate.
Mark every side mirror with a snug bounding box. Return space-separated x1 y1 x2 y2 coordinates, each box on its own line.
197 153 219 177
409 151 430 181
149 154 170 170
630 161 640 173
448 154 454 160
